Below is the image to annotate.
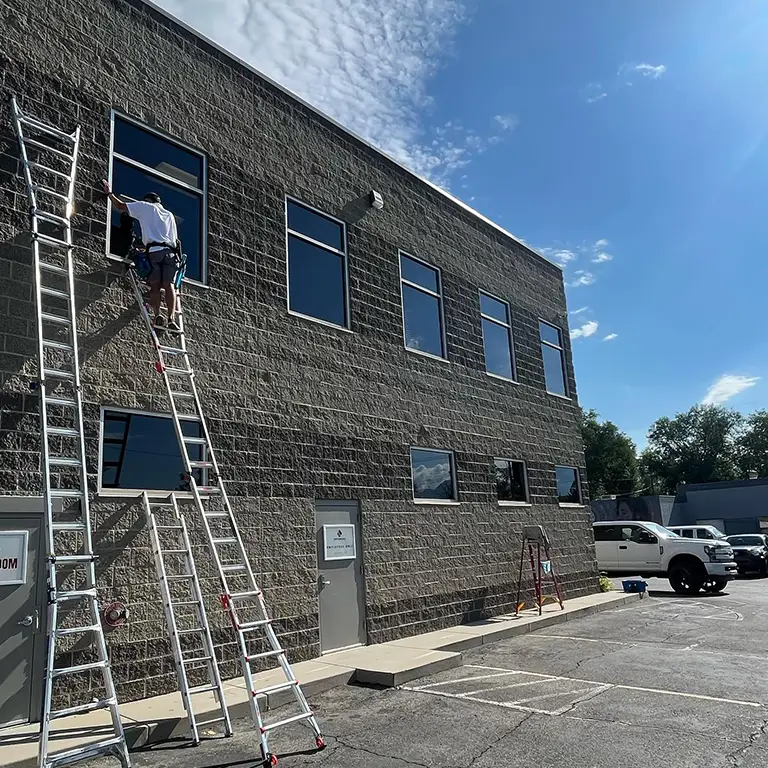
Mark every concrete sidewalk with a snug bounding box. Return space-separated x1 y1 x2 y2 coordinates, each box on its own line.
0 590 640 768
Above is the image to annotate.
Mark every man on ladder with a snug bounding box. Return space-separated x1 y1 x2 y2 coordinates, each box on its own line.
102 179 181 331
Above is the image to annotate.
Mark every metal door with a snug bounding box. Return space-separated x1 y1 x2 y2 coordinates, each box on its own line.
618 524 661 571
0 501 46 726
315 500 365 653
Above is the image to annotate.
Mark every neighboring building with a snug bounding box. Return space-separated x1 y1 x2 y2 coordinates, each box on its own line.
590 496 675 526
0 0 597 719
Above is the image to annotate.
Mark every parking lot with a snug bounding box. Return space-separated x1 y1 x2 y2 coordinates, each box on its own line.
115 578 768 768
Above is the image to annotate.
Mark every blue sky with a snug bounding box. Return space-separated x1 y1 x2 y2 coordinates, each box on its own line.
160 0 768 448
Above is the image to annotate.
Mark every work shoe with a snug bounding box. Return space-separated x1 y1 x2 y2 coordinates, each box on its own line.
153 315 165 329
168 318 180 332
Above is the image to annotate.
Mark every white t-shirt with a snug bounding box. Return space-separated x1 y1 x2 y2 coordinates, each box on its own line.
125 200 178 247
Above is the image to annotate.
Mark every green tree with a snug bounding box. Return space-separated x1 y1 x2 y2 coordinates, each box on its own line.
640 405 742 494
736 410 768 478
581 409 638 498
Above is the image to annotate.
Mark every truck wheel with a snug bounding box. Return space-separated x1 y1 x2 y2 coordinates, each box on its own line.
701 578 728 593
668 559 705 595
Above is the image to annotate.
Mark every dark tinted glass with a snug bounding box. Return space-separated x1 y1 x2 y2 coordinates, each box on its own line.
101 411 204 491
541 343 567 395
411 449 455 500
403 285 444 357
400 255 438 293
480 294 508 323
287 201 344 251
555 466 580 504
111 160 203 281
483 319 514 379
494 459 527 502
727 535 764 546
114 118 203 187
539 322 561 347
594 525 622 542
287 235 346 326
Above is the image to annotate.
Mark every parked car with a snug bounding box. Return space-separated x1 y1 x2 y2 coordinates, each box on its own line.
667 525 727 540
593 520 737 594
725 534 768 576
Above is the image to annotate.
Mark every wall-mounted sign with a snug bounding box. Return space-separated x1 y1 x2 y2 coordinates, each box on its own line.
323 525 356 561
0 531 28 585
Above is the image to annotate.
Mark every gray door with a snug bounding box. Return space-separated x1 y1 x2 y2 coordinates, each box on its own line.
315 501 365 653
0 502 46 726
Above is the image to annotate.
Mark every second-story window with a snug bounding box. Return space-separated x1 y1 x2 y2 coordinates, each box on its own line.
108 114 207 282
400 253 446 359
286 199 348 328
540 321 568 396
480 292 515 380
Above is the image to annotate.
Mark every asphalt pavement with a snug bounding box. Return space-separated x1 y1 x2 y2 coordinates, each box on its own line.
104 577 768 768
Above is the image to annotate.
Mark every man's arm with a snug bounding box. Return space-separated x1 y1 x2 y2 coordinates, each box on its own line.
102 179 129 213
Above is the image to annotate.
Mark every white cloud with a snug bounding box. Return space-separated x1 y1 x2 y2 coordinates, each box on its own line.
602 333 618 342
571 270 595 287
594 239 609 248
701 374 760 406
539 248 577 267
626 63 667 79
587 91 608 104
591 252 613 263
570 320 599 340
570 306 589 315
586 63 665 102
494 114 519 132
155 0 489 186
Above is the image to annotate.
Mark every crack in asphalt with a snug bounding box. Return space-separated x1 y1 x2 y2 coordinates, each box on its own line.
466 712 533 768
331 734 434 767
726 717 768 767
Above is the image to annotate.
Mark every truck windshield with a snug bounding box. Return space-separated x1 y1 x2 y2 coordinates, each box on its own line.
727 535 764 546
644 523 679 538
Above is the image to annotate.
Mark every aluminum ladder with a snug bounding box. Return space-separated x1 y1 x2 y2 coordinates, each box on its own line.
142 492 232 742
125 268 325 767
9 97 131 768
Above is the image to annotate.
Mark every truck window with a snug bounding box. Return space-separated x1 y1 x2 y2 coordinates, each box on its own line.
681 530 693 538
698 529 716 539
594 525 623 542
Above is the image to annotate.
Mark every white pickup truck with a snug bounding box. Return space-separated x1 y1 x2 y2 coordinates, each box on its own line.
593 520 737 594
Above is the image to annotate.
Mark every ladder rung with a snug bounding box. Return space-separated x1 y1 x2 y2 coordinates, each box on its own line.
28 161 71 180
25 138 74 160
183 436 207 444
20 116 77 142
213 537 237 545
170 391 194 399
159 346 183 355
34 210 70 226
41 286 70 300
238 619 272 631
34 232 70 249
55 624 100 637
188 461 214 469
51 522 86 532
49 489 84 498
43 339 74 351
245 648 285 663
48 697 115 720
262 711 314 733
51 660 106 678
173 600 202 607
253 680 297 697
49 457 82 467
46 397 77 407
47 426 80 437
33 185 69 201
43 368 75 380
166 574 194 581
197 487 222 495
40 261 69 275
187 683 218 694
156 525 183 530
56 589 97 601
161 548 187 555
204 511 228 519
51 554 95 564
41 312 71 326
46 736 125 767
165 366 192 376
228 590 262 600
182 655 213 666
175 627 205 635
196 716 228 727
221 564 246 573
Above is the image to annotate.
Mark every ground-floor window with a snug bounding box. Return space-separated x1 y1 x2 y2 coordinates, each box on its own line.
410 448 457 501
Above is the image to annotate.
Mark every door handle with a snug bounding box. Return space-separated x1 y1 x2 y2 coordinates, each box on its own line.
319 576 331 587
619 545 628 549
17 613 34 628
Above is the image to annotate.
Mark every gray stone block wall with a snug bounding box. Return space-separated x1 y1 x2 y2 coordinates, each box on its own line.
0 0 597 704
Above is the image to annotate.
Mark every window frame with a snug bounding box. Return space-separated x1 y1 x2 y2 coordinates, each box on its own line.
555 464 582 506
106 110 209 286
539 320 569 398
284 195 351 331
480 290 517 382
493 457 529 506
399 251 448 362
97 405 207 498
409 447 459 504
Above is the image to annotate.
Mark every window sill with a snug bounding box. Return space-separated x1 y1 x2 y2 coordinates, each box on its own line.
405 347 450 364
487 372 519 384
288 309 353 333
498 501 531 507
546 391 572 401
412 499 460 506
559 502 585 508
106 253 210 289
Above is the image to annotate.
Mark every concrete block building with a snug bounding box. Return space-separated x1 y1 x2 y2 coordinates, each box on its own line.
0 0 598 724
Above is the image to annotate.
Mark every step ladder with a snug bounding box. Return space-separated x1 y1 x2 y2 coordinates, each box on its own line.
125 267 325 766
514 524 565 616
142 492 232 742
9 98 131 768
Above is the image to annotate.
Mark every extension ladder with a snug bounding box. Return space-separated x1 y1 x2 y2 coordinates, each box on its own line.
142 492 232 742
125 268 325 766
9 98 130 768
